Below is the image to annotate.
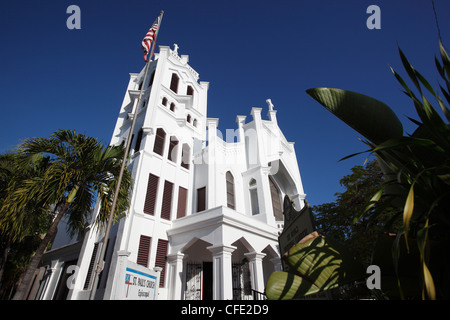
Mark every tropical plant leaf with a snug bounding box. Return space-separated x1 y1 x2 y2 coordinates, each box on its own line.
306 87 403 145
403 183 415 252
265 271 320 300
353 188 384 224
423 261 436 299
266 232 365 299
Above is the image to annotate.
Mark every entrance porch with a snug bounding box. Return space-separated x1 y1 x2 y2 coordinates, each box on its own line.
166 206 282 300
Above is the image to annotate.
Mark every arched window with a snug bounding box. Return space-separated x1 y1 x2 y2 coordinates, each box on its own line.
269 177 283 221
170 102 175 112
168 136 179 163
170 73 179 93
181 143 190 170
193 119 198 127
226 171 235 209
249 179 259 215
153 128 166 156
187 85 194 97
187 114 191 123
162 97 168 106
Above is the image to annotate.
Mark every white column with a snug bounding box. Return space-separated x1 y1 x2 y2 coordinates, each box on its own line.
206 118 219 209
167 252 185 300
207 245 236 300
250 107 266 165
245 251 266 294
235 115 247 143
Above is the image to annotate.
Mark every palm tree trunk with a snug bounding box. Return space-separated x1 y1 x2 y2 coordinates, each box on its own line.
11 201 70 300
0 243 11 286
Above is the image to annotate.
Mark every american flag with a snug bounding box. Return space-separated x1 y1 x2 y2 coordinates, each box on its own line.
142 14 162 62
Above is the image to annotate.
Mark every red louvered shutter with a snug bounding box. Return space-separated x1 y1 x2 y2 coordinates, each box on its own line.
168 138 178 162
176 187 187 219
170 73 179 93
197 187 206 212
155 239 168 287
137 235 151 267
144 173 159 215
226 171 235 209
153 128 166 156
160 181 173 220
181 144 190 170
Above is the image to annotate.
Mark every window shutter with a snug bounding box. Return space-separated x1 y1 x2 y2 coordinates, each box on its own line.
137 235 151 267
134 129 143 153
197 187 206 212
269 178 283 221
187 85 194 97
170 73 179 93
168 138 178 162
144 173 159 215
177 187 188 219
161 181 173 220
83 242 99 290
226 171 235 209
155 239 169 287
181 144 190 170
153 128 166 156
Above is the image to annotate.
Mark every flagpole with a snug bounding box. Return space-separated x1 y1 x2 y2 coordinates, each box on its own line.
89 10 164 300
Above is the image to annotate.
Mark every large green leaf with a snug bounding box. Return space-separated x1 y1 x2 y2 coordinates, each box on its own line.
306 88 403 144
266 233 365 300
265 271 320 300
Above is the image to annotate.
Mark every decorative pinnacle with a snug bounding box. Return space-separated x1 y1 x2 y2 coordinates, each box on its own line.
266 98 274 111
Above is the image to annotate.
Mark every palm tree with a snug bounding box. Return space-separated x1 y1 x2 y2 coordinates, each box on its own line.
0 153 52 288
0 130 132 300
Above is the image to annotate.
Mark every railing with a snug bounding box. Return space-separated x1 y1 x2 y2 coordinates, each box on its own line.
232 288 267 300
251 289 267 300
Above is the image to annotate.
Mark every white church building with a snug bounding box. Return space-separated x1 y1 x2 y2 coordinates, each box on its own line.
31 44 307 300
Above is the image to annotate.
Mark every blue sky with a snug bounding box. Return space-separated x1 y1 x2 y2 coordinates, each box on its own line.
0 0 449 207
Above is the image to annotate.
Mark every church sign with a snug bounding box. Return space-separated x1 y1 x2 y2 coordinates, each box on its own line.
124 266 158 299
278 195 315 259
112 252 160 300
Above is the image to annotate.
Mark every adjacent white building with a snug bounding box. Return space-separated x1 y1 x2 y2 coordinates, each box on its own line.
33 44 307 300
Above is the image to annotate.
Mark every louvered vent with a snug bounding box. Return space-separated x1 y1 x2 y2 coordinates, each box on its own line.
137 235 151 267
161 181 173 220
176 187 187 219
155 239 168 287
144 173 159 215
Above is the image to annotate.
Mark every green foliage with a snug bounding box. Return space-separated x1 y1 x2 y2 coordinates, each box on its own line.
266 232 366 300
0 152 52 242
0 129 133 299
306 40 450 299
313 159 401 265
1 129 133 238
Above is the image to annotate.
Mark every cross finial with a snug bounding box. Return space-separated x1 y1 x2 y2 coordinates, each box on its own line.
266 98 274 111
